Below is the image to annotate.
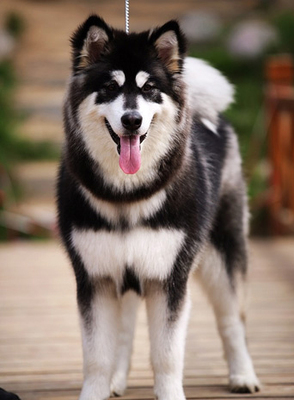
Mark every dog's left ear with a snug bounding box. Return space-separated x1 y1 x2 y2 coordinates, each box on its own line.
149 21 187 74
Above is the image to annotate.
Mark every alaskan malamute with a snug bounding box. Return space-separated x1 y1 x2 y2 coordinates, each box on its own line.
57 15 260 400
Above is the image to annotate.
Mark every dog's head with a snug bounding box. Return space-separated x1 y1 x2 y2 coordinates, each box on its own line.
65 15 188 183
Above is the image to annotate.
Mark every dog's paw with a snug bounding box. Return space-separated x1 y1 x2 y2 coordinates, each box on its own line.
79 380 110 400
110 371 127 397
230 373 261 394
154 384 186 400
155 394 186 400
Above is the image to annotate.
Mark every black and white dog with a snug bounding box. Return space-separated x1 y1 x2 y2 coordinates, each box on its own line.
57 15 260 400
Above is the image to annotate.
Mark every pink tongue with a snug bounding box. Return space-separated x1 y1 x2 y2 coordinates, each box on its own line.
119 135 141 174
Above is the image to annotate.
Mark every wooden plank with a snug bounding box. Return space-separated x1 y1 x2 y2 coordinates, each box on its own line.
1 239 294 399
2 374 294 393
9 385 294 400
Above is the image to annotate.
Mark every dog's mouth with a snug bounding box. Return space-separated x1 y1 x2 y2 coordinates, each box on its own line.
105 119 147 175
105 119 120 147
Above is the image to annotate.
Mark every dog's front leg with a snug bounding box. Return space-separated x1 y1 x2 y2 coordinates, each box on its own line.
146 283 191 400
79 289 119 400
111 291 140 396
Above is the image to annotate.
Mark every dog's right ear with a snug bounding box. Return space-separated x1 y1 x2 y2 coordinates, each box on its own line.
70 15 113 73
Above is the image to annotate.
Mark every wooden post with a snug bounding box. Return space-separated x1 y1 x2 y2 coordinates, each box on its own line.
265 55 294 234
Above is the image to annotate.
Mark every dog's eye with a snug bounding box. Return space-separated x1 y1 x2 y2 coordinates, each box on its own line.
142 82 155 93
106 81 119 92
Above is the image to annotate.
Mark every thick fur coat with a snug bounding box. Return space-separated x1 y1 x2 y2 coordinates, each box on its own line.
57 15 260 400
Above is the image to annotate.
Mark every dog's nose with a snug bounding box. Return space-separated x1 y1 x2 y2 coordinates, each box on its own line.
121 111 142 131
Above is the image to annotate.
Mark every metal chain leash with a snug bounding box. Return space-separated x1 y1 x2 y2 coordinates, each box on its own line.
125 0 130 34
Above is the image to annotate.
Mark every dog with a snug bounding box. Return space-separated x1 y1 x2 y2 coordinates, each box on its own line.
57 15 260 400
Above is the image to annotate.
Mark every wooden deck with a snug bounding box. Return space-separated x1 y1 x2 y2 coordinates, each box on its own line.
0 238 294 400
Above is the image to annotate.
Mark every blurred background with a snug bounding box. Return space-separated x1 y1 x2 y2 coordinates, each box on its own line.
1 2 294 399
0 0 294 240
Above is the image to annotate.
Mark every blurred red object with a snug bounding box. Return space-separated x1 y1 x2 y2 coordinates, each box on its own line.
265 54 294 234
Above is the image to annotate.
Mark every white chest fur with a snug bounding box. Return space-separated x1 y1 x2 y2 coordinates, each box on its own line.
71 227 185 284
81 187 167 227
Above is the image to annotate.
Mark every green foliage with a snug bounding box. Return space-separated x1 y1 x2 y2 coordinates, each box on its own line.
0 11 59 170
0 60 18 168
5 11 26 39
0 60 59 166
0 54 59 239
271 13 294 54
13 138 60 161
0 58 59 211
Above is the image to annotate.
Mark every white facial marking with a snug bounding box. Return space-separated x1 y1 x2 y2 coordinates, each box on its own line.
98 94 125 136
71 227 185 282
77 81 179 190
111 70 125 87
78 91 119 162
136 95 161 135
135 71 150 88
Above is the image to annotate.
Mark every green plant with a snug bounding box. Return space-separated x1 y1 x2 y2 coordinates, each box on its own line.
271 12 294 55
5 11 26 39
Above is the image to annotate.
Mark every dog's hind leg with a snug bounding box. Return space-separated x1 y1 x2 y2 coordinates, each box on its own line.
111 291 140 397
146 283 191 400
197 242 260 393
78 281 120 400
